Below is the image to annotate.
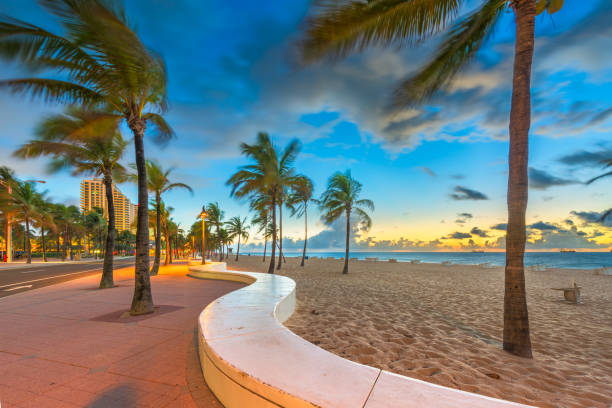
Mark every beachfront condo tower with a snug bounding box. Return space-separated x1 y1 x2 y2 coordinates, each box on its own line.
80 179 137 233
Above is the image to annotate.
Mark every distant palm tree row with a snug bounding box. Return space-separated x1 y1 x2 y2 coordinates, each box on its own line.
1 166 137 267
226 132 374 274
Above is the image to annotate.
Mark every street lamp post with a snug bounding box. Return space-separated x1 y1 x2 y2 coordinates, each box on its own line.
199 208 208 265
1 179 45 263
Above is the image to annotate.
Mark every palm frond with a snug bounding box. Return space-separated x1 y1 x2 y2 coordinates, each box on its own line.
392 0 507 107
142 113 174 145
0 78 103 105
301 0 463 63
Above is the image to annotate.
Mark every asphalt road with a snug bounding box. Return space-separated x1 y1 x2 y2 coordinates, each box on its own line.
0 258 135 298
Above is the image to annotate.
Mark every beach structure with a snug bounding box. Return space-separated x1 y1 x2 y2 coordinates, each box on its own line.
594 267 612 276
551 281 582 304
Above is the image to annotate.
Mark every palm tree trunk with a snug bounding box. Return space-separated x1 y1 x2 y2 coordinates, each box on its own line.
129 119 154 315
263 236 267 262
268 197 276 274
164 225 169 266
100 173 115 289
277 201 283 270
503 0 535 359
169 236 173 264
151 193 162 276
235 236 240 261
217 224 223 262
41 226 47 262
301 203 308 267
25 213 31 264
342 209 350 274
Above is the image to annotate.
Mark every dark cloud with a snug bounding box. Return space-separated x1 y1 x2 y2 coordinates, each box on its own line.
564 219 574 226
528 221 559 231
455 212 473 224
446 232 472 240
529 167 577 190
558 146 612 167
527 229 607 250
589 107 612 125
470 227 489 238
491 223 507 231
450 186 489 201
417 166 436 177
571 210 612 227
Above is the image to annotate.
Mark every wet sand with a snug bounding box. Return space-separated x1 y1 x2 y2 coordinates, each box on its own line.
227 255 612 408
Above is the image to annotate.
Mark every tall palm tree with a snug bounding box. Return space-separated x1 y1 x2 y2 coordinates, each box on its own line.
287 175 315 267
319 170 373 275
84 208 105 258
227 132 301 274
14 107 127 288
251 207 271 262
226 216 250 261
205 202 224 261
159 202 173 266
33 192 56 263
141 161 192 275
0 0 173 315
299 0 564 358
2 181 41 264
0 166 18 262
53 204 82 261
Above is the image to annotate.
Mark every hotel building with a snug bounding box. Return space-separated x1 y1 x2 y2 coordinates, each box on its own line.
80 179 138 232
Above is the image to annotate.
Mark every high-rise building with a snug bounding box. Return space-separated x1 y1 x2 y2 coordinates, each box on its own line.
80 179 137 232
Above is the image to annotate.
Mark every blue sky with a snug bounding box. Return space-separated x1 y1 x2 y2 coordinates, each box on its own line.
1 0 612 251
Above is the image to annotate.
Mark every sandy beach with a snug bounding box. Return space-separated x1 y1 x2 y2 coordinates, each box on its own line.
226 255 612 408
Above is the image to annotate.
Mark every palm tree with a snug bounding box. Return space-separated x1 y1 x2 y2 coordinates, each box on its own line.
84 209 105 258
205 202 224 261
287 175 315 267
14 107 127 288
53 204 82 261
159 202 173 266
319 170 373 275
0 166 18 262
251 208 271 262
2 181 41 264
33 192 56 263
226 216 250 261
226 132 301 274
299 0 564 358
0 0 173 315
141 161 192 275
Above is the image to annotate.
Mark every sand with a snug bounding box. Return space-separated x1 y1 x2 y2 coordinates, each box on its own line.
226 255 612 408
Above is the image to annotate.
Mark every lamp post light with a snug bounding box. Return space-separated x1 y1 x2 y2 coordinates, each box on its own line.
1 178 45 263
199 207 208 265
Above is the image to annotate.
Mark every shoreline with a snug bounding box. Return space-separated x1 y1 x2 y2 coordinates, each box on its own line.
239 253 612 270
227 255 612 408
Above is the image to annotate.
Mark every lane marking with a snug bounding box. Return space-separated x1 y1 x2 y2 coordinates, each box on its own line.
21 269 47 274
0 262 134 289
4 285 33 291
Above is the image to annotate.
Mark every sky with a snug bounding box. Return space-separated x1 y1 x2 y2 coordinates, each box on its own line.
1 0 612 252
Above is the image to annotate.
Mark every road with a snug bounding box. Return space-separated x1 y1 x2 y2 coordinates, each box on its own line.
0 258 135 298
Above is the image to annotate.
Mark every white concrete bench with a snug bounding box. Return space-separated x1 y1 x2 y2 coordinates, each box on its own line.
189 263 531 408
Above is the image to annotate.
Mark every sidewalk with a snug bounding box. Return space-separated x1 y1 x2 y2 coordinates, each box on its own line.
0 262 244 407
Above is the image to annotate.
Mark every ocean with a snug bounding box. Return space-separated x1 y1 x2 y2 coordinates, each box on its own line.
244 251 612 270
